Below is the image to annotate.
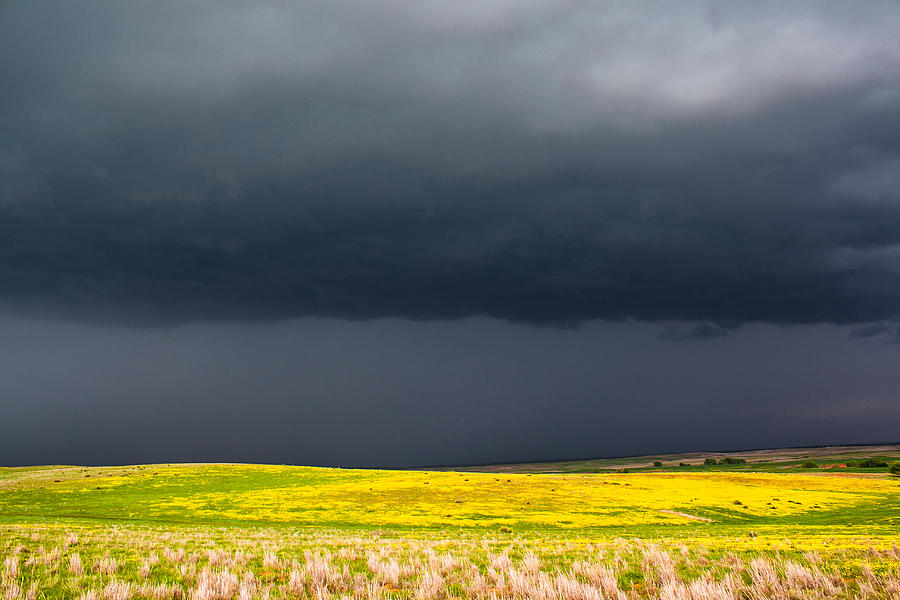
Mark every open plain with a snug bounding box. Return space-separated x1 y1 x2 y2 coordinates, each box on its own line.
2 452 899 599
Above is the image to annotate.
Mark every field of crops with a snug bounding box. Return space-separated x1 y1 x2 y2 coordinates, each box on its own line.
1 463 899 599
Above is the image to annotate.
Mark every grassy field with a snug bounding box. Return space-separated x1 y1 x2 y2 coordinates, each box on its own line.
1 457 899 599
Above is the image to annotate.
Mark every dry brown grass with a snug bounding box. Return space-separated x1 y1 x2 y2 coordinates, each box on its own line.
1 526 899 599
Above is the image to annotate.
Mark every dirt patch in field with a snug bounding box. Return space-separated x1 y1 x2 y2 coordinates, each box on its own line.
659 509 713 522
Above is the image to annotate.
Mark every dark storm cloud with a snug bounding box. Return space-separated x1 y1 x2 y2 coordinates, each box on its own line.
2 1 900 326
658 322 731 342
850 320 900 343
850 322 891 339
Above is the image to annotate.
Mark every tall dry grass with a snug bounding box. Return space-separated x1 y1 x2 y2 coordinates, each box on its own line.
1 527 899 599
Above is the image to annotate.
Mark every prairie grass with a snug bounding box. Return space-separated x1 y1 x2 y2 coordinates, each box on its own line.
0 464 898 598
2 464 898 533
1 525 898 599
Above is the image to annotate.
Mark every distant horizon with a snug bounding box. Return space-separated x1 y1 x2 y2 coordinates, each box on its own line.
6 440 900 471
415 440 900 470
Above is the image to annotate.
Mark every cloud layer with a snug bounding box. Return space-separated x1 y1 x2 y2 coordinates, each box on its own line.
2 1 899 325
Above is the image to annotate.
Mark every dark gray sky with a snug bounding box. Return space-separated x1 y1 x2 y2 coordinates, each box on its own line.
1 1 899 466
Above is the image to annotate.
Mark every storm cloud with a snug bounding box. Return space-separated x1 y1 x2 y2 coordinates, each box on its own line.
2 1 899 326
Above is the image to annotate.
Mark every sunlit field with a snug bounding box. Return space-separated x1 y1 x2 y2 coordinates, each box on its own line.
2 463 899 599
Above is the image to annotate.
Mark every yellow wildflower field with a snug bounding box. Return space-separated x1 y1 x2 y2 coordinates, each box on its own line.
1 464 897 532
1 464 899 598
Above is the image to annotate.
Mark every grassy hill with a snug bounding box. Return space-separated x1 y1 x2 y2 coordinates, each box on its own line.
1 458 899 598
1 462 898 536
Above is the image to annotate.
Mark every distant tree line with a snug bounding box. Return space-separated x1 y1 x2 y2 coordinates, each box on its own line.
702 457 746 466
801 458 898 470
648 457 900 473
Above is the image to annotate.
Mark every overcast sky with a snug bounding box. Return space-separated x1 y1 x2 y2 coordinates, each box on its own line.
1 1 899 467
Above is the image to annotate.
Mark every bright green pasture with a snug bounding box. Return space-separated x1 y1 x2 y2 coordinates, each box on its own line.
1 464 898 537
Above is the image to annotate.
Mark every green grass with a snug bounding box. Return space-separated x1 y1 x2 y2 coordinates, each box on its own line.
1 461 899 598
1 463 899 536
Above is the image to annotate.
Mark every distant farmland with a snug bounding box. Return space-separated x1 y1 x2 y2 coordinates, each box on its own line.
434 443 900 474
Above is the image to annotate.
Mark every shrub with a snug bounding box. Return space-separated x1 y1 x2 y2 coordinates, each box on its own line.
856 458 888 468
653 461 663 467
679 462 689 467
801 461 818 469
890 462 900 476
704 458 718 466
720 457 747 465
